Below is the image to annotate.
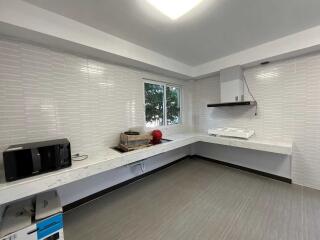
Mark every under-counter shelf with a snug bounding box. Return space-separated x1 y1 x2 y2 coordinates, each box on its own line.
198 135 292 155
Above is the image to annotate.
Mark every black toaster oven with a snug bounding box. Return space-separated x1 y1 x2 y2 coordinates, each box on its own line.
3 139 71 182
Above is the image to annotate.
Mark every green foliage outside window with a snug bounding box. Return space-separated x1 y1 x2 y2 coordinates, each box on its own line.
166 86 181 125
144 82 181 127
145 83 164 126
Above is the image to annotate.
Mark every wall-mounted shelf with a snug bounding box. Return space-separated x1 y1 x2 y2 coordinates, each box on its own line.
207 101 257 107
0 133 291 205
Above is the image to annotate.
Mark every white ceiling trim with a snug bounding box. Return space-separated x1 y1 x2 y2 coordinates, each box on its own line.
1 0 320 79
193 24 320 78
0 0 192 78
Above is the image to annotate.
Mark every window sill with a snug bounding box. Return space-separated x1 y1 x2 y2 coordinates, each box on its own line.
145 123 183 130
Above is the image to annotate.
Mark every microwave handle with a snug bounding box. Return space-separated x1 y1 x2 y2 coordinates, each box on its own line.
31 148 41 173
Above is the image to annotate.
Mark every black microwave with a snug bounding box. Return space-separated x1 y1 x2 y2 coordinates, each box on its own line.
3 139 72 182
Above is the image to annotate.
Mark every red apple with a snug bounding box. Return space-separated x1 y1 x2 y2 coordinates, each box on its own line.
152 130 162 144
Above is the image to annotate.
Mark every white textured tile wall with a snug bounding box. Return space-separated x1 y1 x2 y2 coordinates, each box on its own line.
0 37 193 163
3 36 320 190
193 54 320 189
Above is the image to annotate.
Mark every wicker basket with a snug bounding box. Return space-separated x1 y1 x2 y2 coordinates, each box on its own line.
119 133 153 152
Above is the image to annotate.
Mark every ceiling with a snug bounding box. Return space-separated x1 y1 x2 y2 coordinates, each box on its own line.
23 0 320 66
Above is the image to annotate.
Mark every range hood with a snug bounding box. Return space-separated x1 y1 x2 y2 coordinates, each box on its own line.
207 101 256 107
207 66 257 108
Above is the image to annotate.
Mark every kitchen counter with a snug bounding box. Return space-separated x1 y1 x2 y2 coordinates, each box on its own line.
197 135 292 155
0 133 292 205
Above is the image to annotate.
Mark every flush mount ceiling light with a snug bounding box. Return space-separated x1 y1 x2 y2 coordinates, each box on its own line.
146 0 203 20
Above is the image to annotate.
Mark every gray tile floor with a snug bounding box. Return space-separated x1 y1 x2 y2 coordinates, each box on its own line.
64 158 320 240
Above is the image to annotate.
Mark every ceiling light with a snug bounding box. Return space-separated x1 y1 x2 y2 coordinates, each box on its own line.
146 0 203 20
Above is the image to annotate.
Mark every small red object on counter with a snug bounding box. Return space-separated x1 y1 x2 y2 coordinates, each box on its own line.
151 130 162 144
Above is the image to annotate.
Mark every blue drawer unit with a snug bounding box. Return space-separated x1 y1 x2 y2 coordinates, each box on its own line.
37 214 64 240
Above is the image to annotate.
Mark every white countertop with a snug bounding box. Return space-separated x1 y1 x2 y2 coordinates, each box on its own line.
196 135 292 155
0 133 292 205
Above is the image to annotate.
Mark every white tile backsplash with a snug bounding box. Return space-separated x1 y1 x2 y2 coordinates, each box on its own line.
193 53 320 189
0 37 193 162
2 36 320 191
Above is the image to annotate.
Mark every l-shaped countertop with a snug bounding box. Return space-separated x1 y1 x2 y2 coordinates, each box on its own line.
0 133 292 205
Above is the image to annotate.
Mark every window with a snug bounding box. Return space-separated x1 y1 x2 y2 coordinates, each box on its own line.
144 82 164 127
166 85 181 125
144 82 181 127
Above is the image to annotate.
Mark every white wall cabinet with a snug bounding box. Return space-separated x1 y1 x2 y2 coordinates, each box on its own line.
220 66 244 103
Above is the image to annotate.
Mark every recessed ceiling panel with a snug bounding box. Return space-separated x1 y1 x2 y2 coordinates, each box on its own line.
23 0 320 66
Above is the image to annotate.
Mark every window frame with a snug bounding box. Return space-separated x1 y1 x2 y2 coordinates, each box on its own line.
143 80 183 128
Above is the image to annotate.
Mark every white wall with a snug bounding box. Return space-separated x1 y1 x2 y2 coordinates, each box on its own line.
2 34 320 202
0 37 193 206
193 52 320 189
0 37 193 162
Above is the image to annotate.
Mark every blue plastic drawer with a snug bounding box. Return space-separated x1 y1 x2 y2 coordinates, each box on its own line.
37 214 63 239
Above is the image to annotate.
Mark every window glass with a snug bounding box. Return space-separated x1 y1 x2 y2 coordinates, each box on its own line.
144 82 164 127
166 86 181 125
